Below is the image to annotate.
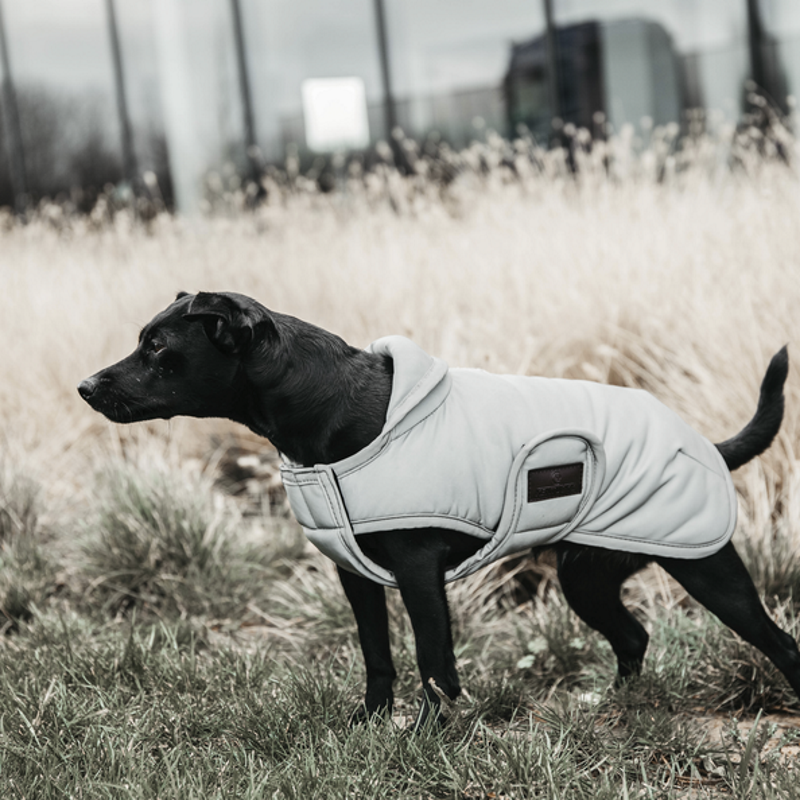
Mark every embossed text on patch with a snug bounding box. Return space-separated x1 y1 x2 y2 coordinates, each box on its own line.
527 463 583 503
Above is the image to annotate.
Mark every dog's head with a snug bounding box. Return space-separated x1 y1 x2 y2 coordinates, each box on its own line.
78 291 278 423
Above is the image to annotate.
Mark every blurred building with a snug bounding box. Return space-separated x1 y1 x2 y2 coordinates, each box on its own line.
0 0 798 213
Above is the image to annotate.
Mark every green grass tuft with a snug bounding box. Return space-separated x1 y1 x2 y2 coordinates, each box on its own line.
0 461 56 631
81 465 301 620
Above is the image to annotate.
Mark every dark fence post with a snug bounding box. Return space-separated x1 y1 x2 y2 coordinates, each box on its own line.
746 0 767 93
543 0 561 123
0 0 28 215
230 0 261 190
746 0 788 114
106 0 138 193
372 0 406 171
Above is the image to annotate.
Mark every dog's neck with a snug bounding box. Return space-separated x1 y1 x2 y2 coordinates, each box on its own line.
236 320 394 467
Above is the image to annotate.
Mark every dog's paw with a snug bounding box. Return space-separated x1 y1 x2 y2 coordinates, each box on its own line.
411 697 447 733
349 702 392 727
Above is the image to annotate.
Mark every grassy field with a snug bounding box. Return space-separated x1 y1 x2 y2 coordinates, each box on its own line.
2 123 800 797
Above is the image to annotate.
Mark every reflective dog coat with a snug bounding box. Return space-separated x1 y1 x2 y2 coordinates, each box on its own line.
281 336 737 588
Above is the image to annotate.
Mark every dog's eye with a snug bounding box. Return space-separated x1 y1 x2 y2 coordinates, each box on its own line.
151 342 166 354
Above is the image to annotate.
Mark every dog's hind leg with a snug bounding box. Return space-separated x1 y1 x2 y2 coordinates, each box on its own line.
338 567 397 723
556 543 651 682
657 541 800 700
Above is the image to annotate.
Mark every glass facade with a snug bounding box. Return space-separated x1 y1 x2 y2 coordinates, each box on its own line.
0 0 797 211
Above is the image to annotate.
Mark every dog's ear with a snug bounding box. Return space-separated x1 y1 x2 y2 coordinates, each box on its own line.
175 290 190 300
183 292 274 355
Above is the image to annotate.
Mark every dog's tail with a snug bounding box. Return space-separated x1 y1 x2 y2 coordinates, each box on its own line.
715 346 788 471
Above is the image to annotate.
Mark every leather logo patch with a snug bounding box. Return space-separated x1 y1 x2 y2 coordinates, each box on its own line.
527 463 583 503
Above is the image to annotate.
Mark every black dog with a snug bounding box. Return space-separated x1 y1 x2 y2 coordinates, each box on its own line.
79 291 800 728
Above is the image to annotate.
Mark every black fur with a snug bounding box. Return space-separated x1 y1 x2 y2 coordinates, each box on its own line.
716 345 788 470
79 293 800 729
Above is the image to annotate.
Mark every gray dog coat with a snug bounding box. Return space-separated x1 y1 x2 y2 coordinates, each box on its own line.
281 336 737 588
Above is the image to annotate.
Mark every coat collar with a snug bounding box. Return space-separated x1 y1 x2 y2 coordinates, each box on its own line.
366 336 450 435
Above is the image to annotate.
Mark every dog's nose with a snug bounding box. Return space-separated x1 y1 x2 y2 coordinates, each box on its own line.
78 377 97 400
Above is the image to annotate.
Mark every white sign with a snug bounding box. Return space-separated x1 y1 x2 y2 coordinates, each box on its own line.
301 77 370 152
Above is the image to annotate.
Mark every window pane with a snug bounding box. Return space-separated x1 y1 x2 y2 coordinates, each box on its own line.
552 0 749 129
240 0 383 159
384 0 546 144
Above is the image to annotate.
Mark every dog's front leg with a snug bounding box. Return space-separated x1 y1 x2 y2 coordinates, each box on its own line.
378 530 461 731
337 566 396 723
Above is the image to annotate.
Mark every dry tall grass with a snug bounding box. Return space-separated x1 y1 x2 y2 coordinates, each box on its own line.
1 127 799 568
